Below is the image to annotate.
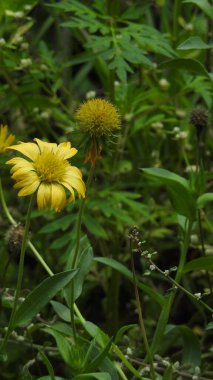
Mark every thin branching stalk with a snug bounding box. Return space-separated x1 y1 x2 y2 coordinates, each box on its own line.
130 239 156 380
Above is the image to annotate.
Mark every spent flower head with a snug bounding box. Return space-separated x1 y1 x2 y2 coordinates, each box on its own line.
0 125 15 154
75 98 121 166
190 107 209 138
7 138 85 212
75 98 121 137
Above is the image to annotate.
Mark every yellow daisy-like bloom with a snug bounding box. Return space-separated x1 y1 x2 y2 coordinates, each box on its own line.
7 139 86 212
0 125 15 153
75 98 121 137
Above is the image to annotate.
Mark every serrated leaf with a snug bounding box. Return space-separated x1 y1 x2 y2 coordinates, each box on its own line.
13 270 77 327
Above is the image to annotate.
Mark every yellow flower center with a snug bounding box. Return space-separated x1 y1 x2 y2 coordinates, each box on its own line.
34 151 68 183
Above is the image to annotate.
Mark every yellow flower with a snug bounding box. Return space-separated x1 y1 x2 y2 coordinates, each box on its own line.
7 138 86 212
75 98 121 137
0 125 15 153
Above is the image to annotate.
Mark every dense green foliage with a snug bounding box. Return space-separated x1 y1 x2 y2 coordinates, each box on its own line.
0 0 213 379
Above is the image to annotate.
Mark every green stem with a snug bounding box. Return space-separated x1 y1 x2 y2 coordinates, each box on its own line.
131 243 156 380
0 177 16 225
0 194 35 353
173 0 181 45
70 165 94 343
149 219 192 356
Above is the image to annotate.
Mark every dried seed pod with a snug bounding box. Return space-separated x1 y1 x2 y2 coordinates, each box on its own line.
5 223 25 255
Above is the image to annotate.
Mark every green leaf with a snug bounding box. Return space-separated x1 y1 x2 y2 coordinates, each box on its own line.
51 301 71 322
184 257 213 272
206 322 213 330
74 247 94 301
177 36 212 50
85 337 114 373
141 168 196 220
83 215 108 239
197 193 213 208
43 326 72 365
160 59 212 81
84 321 109 347
183 0 213 18
38 350 55 380
94 257 164 306
13 270 77 327
179 326 201 366
114 324 137 344
74 373 111 380
39 215 75 234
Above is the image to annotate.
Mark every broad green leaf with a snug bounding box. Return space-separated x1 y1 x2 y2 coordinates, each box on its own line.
51 301 71 322
197 193 213 208
94 257 164 306
85 321 109 347
39 215 75 234
179 326 201 366
114 324 137 344
160 59 212 81
177 37 212 50
38 350 55 380
43 326 72 365
184 257 213 272
141 168 196 221
206 322 213 330
85 337 114 373
74 247 94 301
74 373 111 380
183 0 213 18
83 215 108 239
13 270 77 327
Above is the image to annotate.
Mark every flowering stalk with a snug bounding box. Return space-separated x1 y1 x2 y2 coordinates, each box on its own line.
0 194 35 353
130 237 156 380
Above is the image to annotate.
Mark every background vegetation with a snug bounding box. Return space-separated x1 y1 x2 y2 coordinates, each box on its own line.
0 0 212 379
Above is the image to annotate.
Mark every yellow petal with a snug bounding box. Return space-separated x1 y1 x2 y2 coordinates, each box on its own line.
65 166 83 179
37 183 52 209
8 142 40 161
57 142 78 159
17 180 40 196
14 173 40 189
34 138 57 153
50 183 67 212
60 181 75 200
61 176 86 198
